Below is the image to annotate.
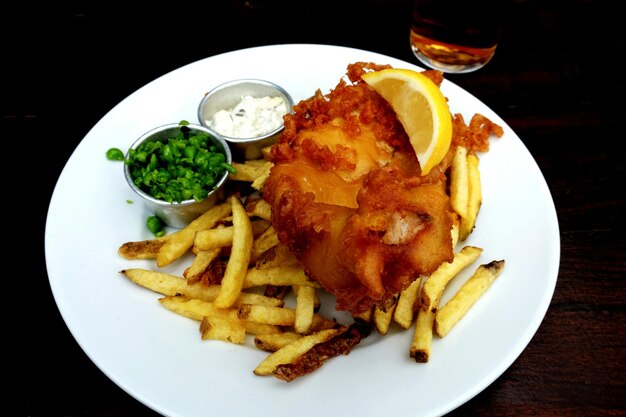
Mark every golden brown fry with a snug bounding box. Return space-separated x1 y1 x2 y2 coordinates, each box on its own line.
245 197 272 221
254 243 300 269
373 295 398 335
410 306 435 363
200 315 246 344
243 159 269 167
420 245 483 313
120 268 283 306
351 307 373 324
435 260 505 337
459 152 482 242
235 292 285 307
393 277 423 329
251 163 272 190
214 196 254 309
229 162 261 182
308 314 338 332
253 328 341 376
185 248 221 284
238 304 335 331
118 236 168 260
156 202 232 267
192 225 230 251
261 145 273 160
159 295 279 335
250 226 280 263
238 304 295 326
193 219 271 251
243 266 320 289
272 323 369 382
254 332 303 352
121 268 198 297
229 161 273 183
160 295 231 320
293 285 316 334
450 145 469 219
263 285 291 300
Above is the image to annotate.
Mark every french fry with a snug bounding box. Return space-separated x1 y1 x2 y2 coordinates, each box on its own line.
229 162 261 181
409 245 483 361
393 277 423 329
250 226 280 263
156 202 232 267
251 199 272 221
120 268 283 306
118 236 169 260
435 260 505 337
238 304 335 331
373 298 397 336
242 159 269 167
200 315 246 344
352 307 373 324
293 285 316 334
272 322 370 382
236 292 286 307
261 145 273 160
193 219 271 251
121 268 195 296
420 245 483 313
254 332 302 352
253 328 341 376
450 145 469 219
229 161 273 182
410 305 435 363
184 248 221 284
459 152 482 242
251 163 272 190
159 295 279 335
160 295 232 321
243 266 320 289
254 243 300 269
263 285 291 300
214 196 254 309
307 314 338 333
245 196 272 221
238 304 295 326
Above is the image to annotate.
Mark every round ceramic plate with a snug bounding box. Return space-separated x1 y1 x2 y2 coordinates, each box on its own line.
45 44 560 417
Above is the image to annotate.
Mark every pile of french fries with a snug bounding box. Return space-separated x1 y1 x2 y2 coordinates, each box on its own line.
117 144 505 380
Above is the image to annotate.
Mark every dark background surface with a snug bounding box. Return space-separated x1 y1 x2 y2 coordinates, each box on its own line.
3 0 625 416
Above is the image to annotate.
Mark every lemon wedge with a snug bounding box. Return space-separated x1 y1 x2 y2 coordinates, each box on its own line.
362 68 452 175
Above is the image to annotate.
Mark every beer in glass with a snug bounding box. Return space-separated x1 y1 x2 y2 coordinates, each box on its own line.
410 0 505 73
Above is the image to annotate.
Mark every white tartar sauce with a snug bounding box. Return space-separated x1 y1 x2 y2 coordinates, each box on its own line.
207 96 288 138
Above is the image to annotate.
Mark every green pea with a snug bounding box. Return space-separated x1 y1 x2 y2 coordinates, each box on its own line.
106 148 125 161
146 215 165 236
223 163 237 174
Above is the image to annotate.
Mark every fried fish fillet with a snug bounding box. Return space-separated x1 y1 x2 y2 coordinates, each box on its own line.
263 62 455 313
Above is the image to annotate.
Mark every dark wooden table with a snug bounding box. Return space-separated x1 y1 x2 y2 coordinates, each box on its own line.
3 0 624 416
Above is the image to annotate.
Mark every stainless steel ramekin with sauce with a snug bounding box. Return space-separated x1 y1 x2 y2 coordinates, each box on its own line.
197 79 294 160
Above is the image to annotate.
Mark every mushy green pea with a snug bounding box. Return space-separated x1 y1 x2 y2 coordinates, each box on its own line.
125 125 235 203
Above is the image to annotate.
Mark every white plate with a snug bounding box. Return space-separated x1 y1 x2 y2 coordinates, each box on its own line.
45 44 560 417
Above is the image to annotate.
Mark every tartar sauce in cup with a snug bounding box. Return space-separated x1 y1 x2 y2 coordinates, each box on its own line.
207 96 288 138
